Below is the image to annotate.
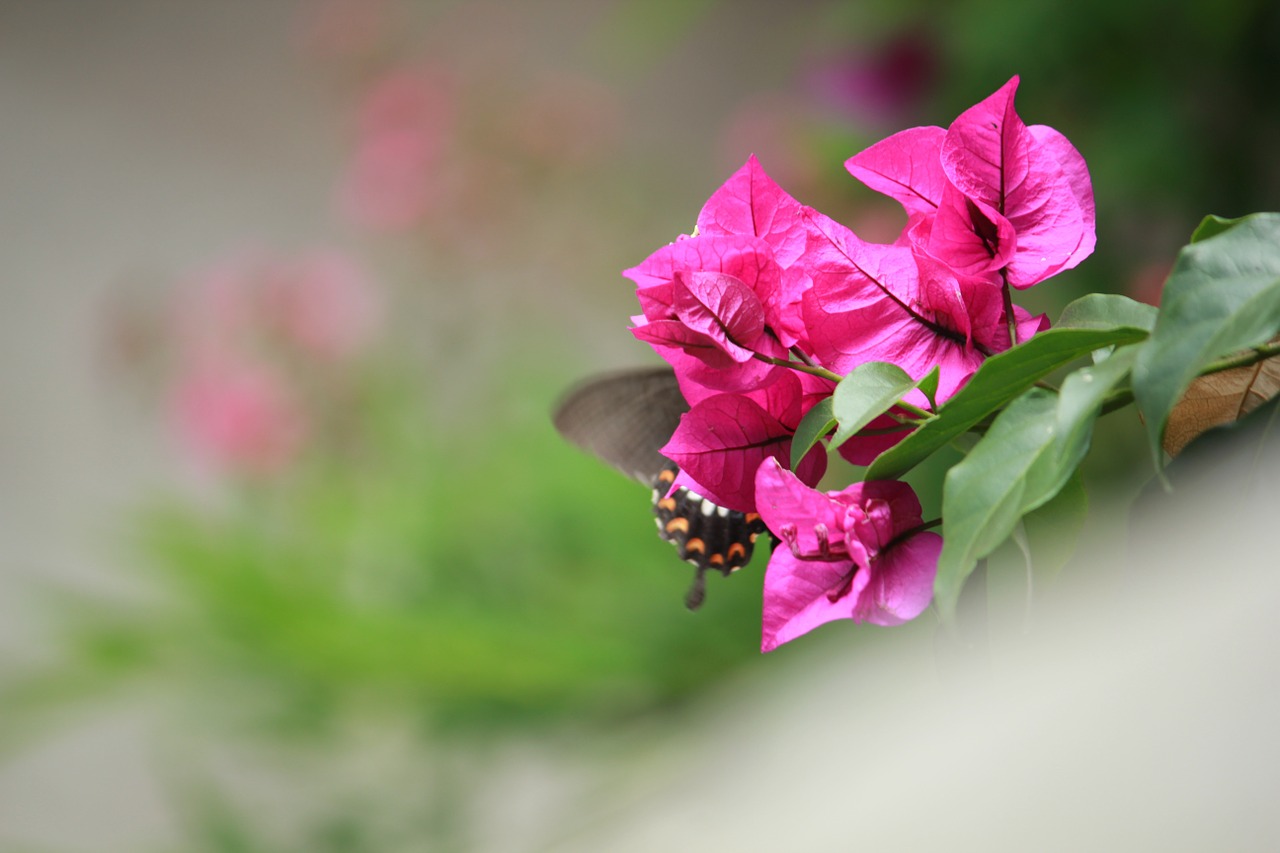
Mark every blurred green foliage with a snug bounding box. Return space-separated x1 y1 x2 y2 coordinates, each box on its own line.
5 369 766 744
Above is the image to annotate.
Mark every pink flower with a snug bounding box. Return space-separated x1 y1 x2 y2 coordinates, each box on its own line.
799 208 1016 403
624 233 791 394
754 458 941 652
169 358 307 477
695 156 813 349
845 75 1095 290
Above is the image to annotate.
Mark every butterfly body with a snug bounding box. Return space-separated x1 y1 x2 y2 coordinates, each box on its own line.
553 368 768 609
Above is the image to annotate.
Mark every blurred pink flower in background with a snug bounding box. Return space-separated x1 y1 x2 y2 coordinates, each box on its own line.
260 249 382 362
169 358 308 477
1129 260 1173 306
165 248 380 477
338 65 457 233
804 31 939 130
176 249 381 365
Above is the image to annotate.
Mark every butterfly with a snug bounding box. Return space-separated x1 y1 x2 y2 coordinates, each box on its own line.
552 367 769 610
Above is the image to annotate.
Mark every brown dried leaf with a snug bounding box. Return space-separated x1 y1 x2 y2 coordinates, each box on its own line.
1163 350 1280 457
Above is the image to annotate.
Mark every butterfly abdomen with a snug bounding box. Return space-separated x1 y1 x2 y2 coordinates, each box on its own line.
651 462 767 609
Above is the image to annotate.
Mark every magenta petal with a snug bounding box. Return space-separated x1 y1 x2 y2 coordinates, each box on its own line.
850 532 941 626
741 369 805 429
1000 149 1088 288
845 125 948 217
624 233 782 298
997 137 1091 288
770 264 812 350
940 76 1029 212
697 155 808 268
662 394 816 511
760 548 860 652
799 221 985 403
845 480 925 544
631 323 781 393
925 184 1016 277
1015 308 1051 343
673 271 769 363
635 282 675 321
835 411 908 466
1029 124 1096 270
940 77 1094 290
754 457 846 557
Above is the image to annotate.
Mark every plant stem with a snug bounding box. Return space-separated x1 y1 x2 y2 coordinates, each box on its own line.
1002 270 1018 349
895 399 934 421
754 354 843 383
886 516 942 550
1200 340 1280 376
789 346 817 367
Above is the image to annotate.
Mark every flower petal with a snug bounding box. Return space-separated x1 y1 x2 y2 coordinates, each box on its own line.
697 155 808 268
754 457 848 558
672 271 770 363
850 531 941 626
760 548 861 652
662 395 824 511
845 125 948 218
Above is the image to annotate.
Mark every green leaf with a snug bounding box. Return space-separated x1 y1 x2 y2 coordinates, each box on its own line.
790 397 835 469
936 388 1089 619
830 362 929 448
917 366 940 410
1131 212 1280 469
1053 344 1141 464
933 367 1109 621
1057 292 1158 333
1189 214 1245 244
866 321 1149 481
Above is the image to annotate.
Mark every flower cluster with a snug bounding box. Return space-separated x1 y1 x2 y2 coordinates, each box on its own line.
622 77 1094 650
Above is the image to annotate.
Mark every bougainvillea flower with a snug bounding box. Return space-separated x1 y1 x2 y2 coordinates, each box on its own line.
845 77 1094 290
800 208 1004 402
625 234 793 393
661 372 826 512
694 156 814 348
940 76 1094 288
754 458 941 652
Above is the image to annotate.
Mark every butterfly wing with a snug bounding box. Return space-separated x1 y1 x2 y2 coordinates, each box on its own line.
553 367 769 609
552 366 688 484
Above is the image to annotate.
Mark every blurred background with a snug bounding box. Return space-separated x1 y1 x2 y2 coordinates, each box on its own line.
1 1 1279 850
